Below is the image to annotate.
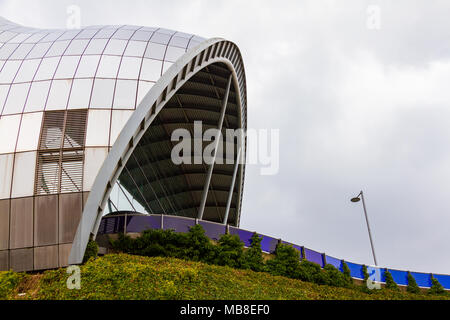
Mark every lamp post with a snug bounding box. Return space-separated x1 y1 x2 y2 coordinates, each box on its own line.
351 190 378 266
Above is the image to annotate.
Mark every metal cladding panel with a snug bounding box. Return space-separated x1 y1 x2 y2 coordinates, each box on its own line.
433 274 450 290
34 195 58 247
127 215 161 233
410 272 431 288
0 200 9 250
388 269 408 286
34 245 58 270
0 250 8 271
345 261 365 279
163 215 195 233
199 220 226 241
304 248 324 267
58 243 72 268
59 193 83 244
326 255 343 271
229 226 252 247
260 235 278 253
10 248 33 272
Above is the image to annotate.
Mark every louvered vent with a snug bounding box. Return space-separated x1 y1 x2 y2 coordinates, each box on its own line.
35 110 88 195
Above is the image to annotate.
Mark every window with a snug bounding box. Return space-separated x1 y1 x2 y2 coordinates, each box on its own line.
103 39 127 55
96 55 121 78
35 109 88 195
144 42 166 60
124 41 147 57
14 59 40 83
75 55 101 78
118 57 141 79
2 82 30 115
45 40 70 57
54 55 80 79
113 80 137 109
140 58 162 81
164 46 186 62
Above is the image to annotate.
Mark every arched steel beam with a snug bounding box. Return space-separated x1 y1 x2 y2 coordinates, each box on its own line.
69 38 247 265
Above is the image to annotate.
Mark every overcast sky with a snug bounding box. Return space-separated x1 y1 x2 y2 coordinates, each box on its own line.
2 0 450 274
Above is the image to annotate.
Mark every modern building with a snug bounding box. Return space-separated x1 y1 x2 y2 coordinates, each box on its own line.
0 17 247 271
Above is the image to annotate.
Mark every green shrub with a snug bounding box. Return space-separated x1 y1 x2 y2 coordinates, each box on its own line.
322 264 351 288
295 259 321 283
429 277 446 295
29 253 450 300
362 265 369 282
360 265 371 293
384 269 399 291
184 224 217 263
110 233 135 253
266 243 301 278
0 271 24 299
406 272 420 294
242 233 265 272
107 227 372 291
135 229 187 258
110 225 217 264
83 240 99 263
214 234 245 268
341 261 353 287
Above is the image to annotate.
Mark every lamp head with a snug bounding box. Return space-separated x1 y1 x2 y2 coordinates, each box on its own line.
351 197 361 203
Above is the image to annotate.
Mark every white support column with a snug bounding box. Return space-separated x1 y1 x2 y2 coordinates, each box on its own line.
223 147 241 225
197 74 232 220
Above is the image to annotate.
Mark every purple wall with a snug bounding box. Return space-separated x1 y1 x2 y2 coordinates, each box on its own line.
229 227 253 247
260 235 278 253
163 215 195 233
199 220 226 241
325 255 342 271
98 214 450 289
304 248 324 267
127 215 161 233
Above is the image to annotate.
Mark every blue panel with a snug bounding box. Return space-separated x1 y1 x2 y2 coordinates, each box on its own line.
345 262 364 279
410 272 431 288
163 216 195 233
433 274 450 290
127 215 161 233
325 255 342 271
388 269 408 286
199 220 226 241
304 248 324 267
96 215 450 288
229 227 253 247
259 235 278 253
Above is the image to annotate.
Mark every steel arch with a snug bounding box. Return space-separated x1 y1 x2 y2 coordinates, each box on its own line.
69 38 248 265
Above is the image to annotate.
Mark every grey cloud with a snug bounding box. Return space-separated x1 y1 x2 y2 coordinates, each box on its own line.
1 0 450 274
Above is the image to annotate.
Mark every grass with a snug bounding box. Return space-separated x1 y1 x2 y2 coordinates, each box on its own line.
1 253 449 300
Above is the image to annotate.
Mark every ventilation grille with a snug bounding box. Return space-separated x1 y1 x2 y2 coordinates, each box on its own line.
35 110 88 195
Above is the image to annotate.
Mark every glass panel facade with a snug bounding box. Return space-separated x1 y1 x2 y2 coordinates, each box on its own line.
16 111 43 152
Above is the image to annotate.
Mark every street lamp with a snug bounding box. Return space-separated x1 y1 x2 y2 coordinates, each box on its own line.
351 190 378 266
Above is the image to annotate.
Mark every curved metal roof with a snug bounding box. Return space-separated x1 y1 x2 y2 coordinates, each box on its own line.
0 17 247 266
